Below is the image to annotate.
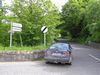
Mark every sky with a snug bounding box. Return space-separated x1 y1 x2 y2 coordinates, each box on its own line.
51 0 68 11
3 0 68 11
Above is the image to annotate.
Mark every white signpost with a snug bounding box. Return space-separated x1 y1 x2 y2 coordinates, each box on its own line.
41 26 48 46
10 22 22 47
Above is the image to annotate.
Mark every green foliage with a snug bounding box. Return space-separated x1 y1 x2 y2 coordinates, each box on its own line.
10 0 61 46
1 0 100 47
60 0 100 43
61 0 88 38
85 0 100 42
0 0 61 46
0 24 9 46
0 3 10 46
0 45 48 51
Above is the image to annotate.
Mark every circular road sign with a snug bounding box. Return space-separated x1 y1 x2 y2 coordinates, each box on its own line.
41 26 48 33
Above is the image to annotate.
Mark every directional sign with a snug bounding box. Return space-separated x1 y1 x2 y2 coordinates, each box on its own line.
12 23 22 32
9 22 23 47
12 27 22 31
41 26 48 33
12 23 22 28
12 28 22 32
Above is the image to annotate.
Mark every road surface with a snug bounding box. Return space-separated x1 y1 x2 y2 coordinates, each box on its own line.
0 44 100 75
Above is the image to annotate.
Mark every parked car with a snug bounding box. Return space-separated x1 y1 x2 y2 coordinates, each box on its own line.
44 43 72 65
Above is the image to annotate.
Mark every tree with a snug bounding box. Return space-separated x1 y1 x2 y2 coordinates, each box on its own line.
0 0 10 46
59 0 91 42
60 0 100 43
10 0 61 46
86 0 100 42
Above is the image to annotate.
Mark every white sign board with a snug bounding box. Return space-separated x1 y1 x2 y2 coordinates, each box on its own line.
12 23 22 28
12 23 22 32
41 26 48 33
12 28 22 32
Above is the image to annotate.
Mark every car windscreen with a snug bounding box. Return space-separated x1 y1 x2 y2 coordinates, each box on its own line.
49 43 70 51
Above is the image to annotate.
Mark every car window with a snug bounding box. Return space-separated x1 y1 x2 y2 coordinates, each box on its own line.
49 43 71 51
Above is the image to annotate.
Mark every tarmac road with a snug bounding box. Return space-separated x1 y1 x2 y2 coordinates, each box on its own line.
0 43 100 75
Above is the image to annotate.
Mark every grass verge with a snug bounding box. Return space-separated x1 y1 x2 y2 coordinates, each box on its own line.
0 45 48 52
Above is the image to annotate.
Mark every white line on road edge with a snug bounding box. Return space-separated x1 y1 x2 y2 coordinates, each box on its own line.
89 54 100 62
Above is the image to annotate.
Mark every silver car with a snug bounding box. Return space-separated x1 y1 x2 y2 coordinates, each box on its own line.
44 43 72 65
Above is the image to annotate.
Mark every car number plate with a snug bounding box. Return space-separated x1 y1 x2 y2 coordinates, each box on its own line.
52 53 62 56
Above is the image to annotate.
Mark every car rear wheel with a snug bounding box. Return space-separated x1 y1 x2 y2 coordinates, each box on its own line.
68 62 72 65
45 61 50 64
68 57 72 65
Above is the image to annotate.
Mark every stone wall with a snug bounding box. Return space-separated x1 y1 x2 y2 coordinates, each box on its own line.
0 50 45 62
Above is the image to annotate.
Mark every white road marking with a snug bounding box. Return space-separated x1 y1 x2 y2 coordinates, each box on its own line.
89 54 100 62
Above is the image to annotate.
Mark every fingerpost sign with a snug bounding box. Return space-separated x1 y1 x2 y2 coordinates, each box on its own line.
9 22 22 47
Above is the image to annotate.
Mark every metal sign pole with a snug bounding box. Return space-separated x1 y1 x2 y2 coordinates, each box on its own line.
44 33 46 46
10 22 12 47
41 26 48 46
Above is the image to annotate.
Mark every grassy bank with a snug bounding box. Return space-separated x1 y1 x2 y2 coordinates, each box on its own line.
0 45 48 52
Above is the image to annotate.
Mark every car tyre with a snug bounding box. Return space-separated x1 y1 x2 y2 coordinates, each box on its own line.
68 57 72 65
68 62 72 65
45 61 50 64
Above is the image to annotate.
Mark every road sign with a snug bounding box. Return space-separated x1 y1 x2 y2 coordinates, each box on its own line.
41 26 48 33
12 23 22 32
12 23 22 27
41 26 48 46
9 22 22 47
12 29 22 32
12 27 22 32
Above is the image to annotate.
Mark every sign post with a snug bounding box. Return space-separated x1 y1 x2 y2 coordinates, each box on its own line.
9 22 22 47
10 22 13 47
44 33 46 46
41 26 48 46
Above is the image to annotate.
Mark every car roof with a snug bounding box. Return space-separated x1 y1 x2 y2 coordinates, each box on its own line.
52 43 69 46
55 39 68 43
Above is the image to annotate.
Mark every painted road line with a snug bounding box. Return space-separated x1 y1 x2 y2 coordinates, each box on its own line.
89 54 100 62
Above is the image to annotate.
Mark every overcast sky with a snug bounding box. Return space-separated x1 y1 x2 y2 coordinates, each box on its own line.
3 0 68 11
51 0 68 11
